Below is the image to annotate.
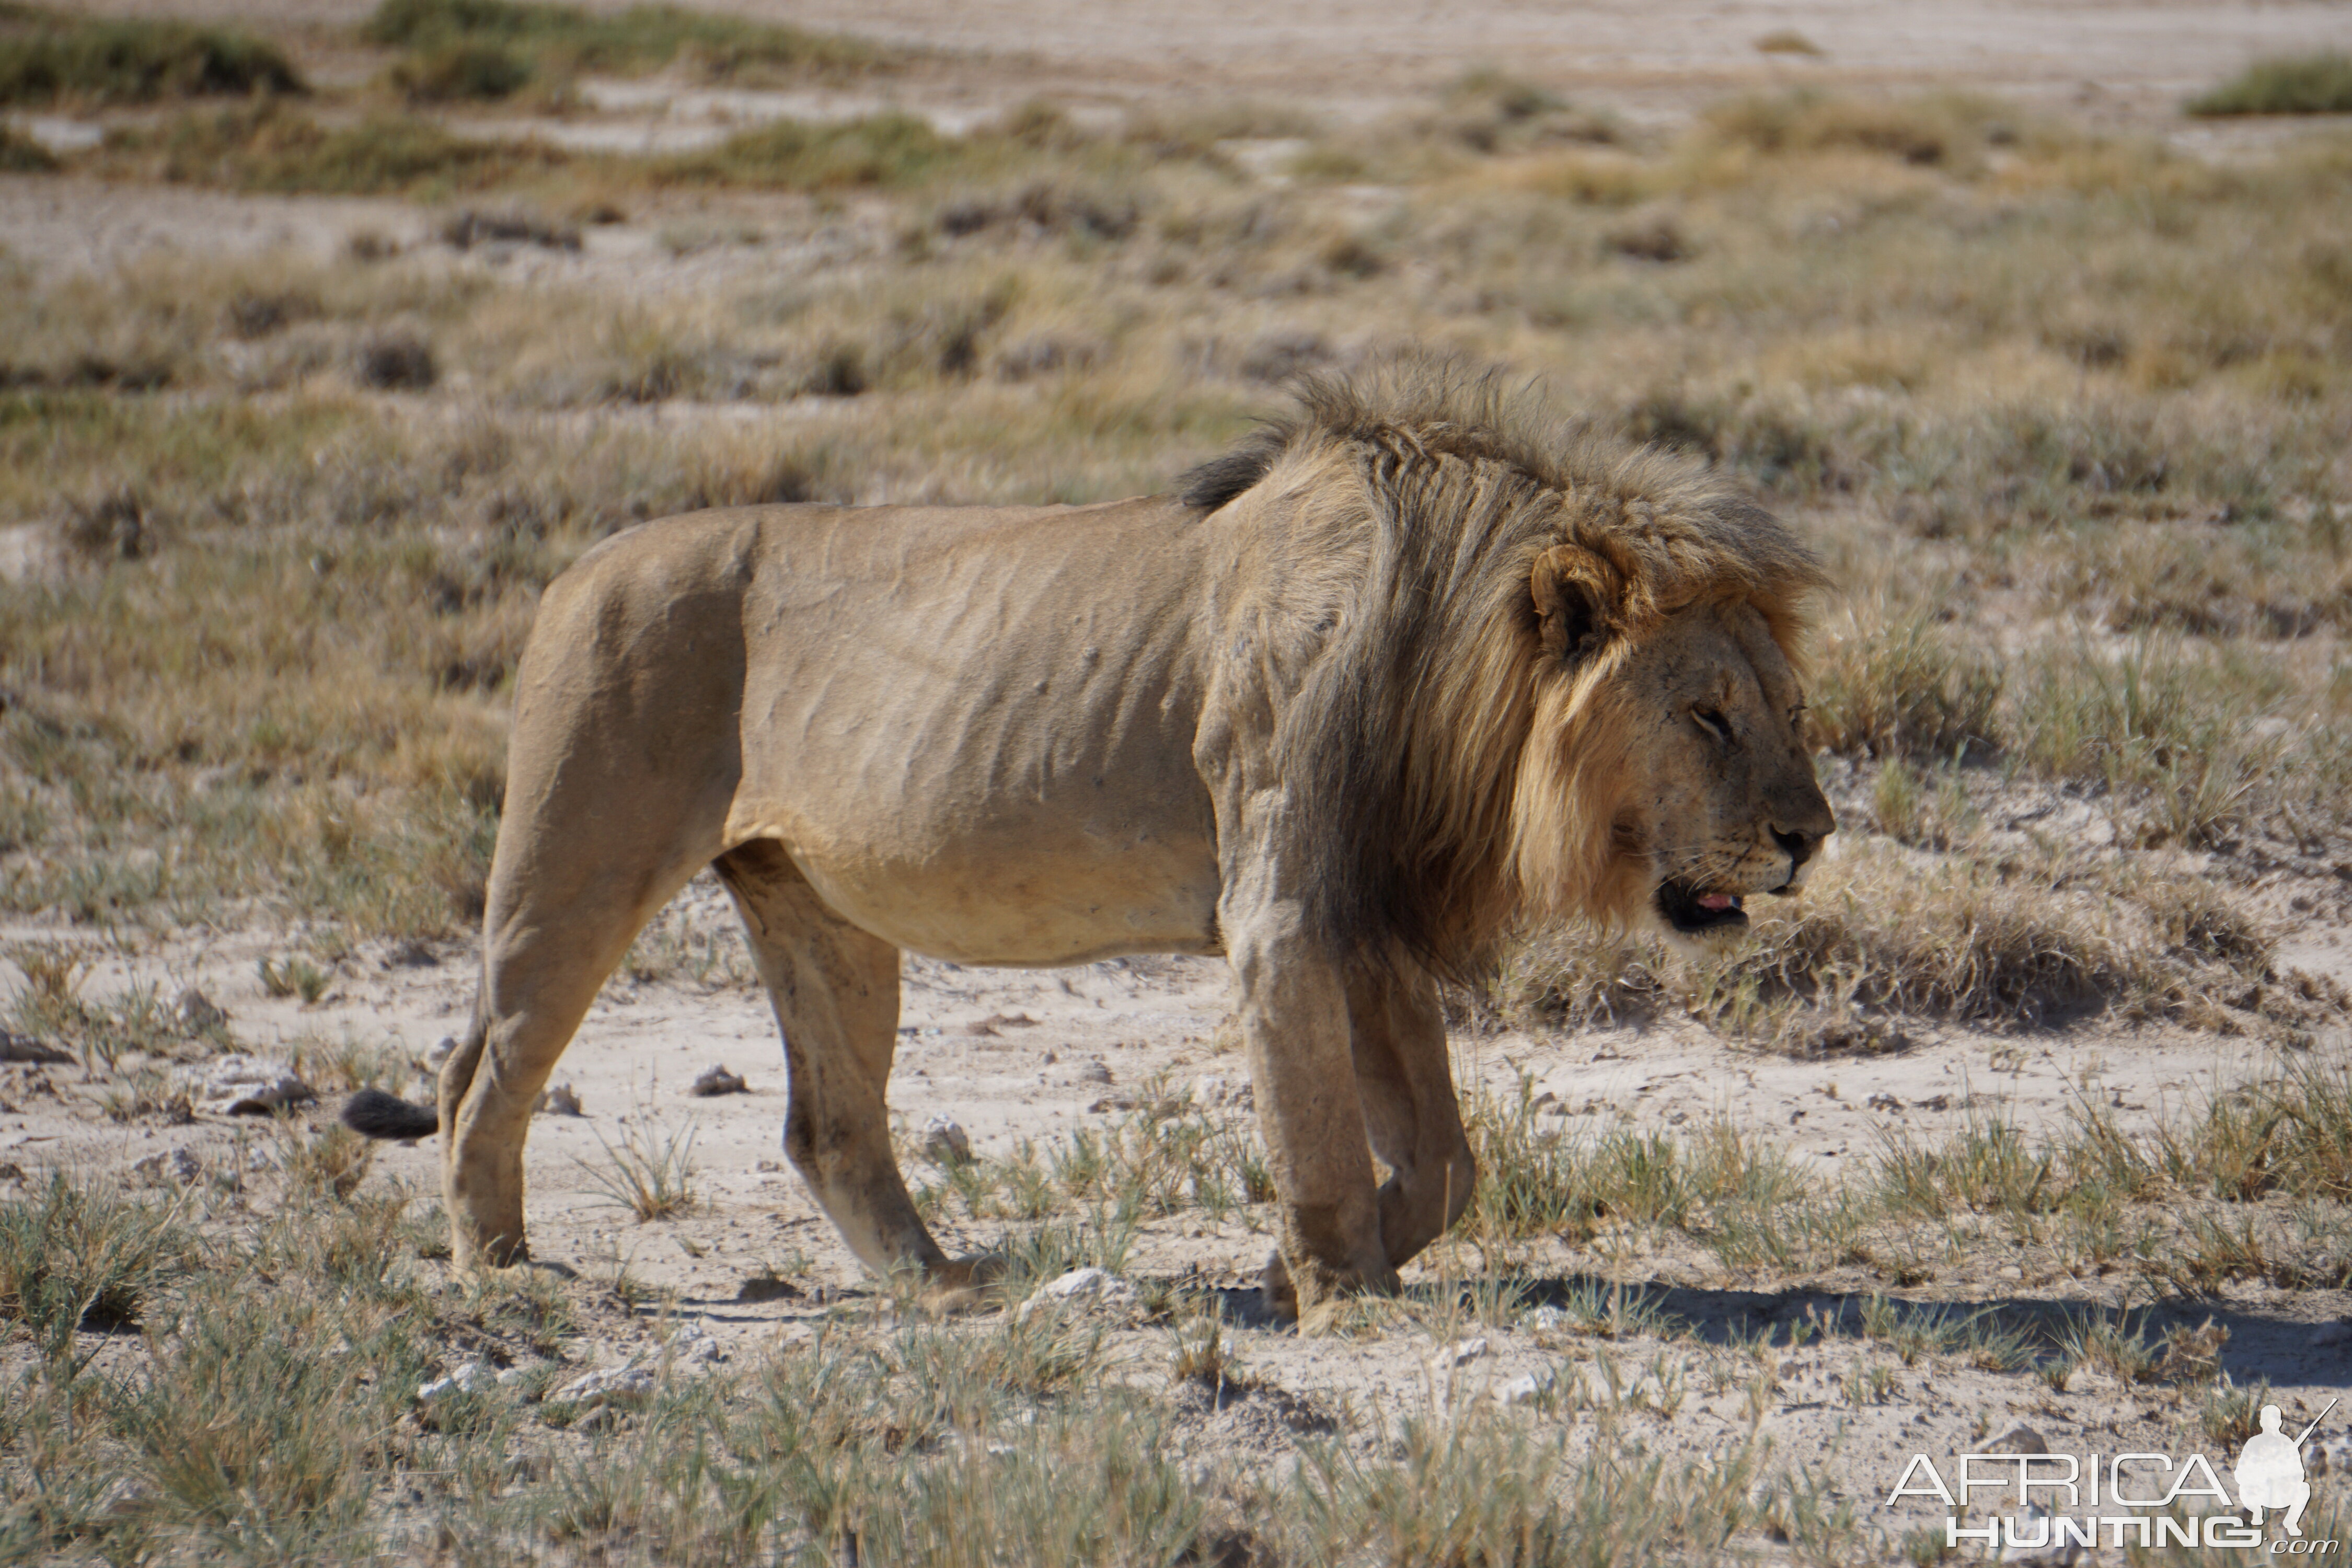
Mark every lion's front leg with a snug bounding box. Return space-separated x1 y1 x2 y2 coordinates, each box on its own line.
1222 883 1396 1317
1349 966 1475 1270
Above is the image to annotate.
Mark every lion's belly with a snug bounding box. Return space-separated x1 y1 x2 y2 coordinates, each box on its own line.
781 831 1224 966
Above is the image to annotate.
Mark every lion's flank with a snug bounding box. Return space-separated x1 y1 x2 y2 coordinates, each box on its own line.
1179 359 1828 978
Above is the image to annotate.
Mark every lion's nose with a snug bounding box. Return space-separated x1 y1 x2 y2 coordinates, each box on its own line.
1769 826 1826 891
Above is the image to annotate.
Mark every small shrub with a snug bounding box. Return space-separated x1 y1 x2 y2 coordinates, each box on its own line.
2188 53 2352 116
0 10 304 106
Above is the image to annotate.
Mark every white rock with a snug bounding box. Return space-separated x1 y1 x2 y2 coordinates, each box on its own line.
554 1366 658 1409
1014 1265 1139 1323
178 1054 313 1116
536 1082 582 1117
132 1147 203 1185
922 1115 972 1165
1493 1367 1557 1407
1428 1336 1489 1371
418 1362 498 1402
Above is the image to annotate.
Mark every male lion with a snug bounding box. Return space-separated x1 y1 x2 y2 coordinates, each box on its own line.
345 367 1834 1313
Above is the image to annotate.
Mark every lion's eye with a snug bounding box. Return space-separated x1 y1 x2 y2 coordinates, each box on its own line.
1692 706 1731 742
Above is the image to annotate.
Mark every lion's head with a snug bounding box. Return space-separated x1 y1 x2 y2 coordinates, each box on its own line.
1182 362 1835 973
1521 562 1835 956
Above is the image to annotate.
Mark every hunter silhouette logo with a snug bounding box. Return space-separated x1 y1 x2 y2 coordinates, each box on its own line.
2236 1400 2336 1540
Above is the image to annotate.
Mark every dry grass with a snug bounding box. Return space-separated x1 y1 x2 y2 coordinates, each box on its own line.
2189 53 2352 117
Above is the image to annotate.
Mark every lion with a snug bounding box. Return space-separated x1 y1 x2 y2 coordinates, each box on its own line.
344 364 1835 1314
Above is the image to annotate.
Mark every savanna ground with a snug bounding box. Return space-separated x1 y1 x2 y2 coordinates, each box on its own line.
5 0 2352 1562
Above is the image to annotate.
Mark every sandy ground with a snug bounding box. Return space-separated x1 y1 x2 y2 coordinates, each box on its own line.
5 866 2349 1525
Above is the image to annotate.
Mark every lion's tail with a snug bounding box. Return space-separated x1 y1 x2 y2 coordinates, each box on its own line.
342 1087 440 1140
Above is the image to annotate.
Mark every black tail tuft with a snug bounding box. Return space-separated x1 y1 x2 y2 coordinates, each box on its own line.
342 1087 440 1141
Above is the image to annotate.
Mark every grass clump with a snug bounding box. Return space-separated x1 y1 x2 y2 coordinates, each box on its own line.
579 1112 700 1221
0 6 303 107
364 0 890 90
2188 53 2352 117
117 102 569 197
1811 605 2004 763
659 112 971 191
0 1174 193 1353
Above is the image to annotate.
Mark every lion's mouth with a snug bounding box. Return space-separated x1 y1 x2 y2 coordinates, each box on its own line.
1655 879 1747 936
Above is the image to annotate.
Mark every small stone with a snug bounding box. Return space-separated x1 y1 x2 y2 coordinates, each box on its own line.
1494 1368 1555 1406
95 1477 155 1520
2313 1321 2352 1347
1014 1265 1139 1323
178 1054 313 1116
535 1082 582 1117
690 1064 747 1097
736 1275 804 1304
0 1030 72 1065
554 1365 658 1409
132 1147 203 1185
922 1115 972 1166
1990 1424 2049 1455
174 987 226 1033
418 1362 498 1402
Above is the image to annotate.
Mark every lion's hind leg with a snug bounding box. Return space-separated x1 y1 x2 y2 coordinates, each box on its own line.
715 840 987 1310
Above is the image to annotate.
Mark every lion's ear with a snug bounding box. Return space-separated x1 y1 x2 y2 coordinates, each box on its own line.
1530 545 1615 660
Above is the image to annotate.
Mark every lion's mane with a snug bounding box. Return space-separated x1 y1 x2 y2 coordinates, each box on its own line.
1178 363 1829 978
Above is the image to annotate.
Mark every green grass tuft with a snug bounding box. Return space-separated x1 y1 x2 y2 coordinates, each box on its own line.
364 0 890 84
2188 53 2352 117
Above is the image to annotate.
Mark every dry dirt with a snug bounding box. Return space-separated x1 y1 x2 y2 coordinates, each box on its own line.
5 863 2350 1526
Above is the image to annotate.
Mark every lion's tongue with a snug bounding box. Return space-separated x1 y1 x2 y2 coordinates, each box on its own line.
1697 893 1737 912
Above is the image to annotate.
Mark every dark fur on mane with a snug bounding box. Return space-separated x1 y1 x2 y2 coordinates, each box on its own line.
1181 359 1828 978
